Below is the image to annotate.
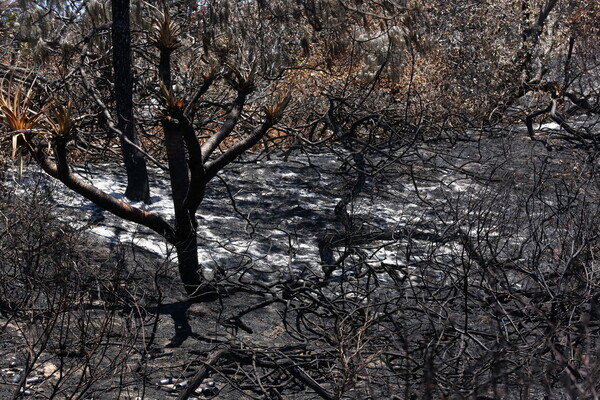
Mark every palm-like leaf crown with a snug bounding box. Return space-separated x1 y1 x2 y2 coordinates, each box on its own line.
265 92 292 124
46 101 76 143
159 81 185 117
0 79 46 160
149 3 181 53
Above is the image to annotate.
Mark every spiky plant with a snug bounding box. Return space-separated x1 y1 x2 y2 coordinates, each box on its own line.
265 92 292 124
159 81 185 117
46 101 76 144
224 62 257 94
149 2 181 53
0 79 46 161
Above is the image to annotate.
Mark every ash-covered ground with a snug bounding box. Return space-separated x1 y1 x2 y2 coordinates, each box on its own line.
1 125 600 399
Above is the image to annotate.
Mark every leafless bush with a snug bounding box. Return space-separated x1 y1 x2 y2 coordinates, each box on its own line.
284 121 600 398
192 108 600 399
0 178 163 399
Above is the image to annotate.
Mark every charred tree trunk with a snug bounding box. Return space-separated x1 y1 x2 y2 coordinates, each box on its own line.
149 4 278 300
174 226 211 299
515 0 559 86
158 36 204 298
112 0 150 203
159 51 172 90
162 116 216 300
162 116 197 293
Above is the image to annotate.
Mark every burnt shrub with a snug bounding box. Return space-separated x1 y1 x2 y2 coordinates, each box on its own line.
0 178 155 399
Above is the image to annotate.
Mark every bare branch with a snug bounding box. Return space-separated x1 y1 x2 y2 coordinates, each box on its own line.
200 90 247 161
30 144 175 242
203 120 272 182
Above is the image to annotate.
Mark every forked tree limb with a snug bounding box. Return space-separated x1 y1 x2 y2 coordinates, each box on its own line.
200 90 247 161
203 120 273 182
184 70 217 118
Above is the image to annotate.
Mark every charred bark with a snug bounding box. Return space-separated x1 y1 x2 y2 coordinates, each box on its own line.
162 115 216 299
159 51 172 90
112 0 150 203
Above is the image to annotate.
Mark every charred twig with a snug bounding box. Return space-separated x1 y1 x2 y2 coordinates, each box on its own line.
177 349 227 400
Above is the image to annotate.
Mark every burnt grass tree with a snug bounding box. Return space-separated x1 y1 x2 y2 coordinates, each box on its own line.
0 0 415 301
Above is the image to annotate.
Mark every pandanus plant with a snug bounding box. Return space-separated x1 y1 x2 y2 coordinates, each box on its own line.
0 79 75 160
0 76 291 301
0 1 292 300
149 1 182 91
0 79 47 176
45 101 76 144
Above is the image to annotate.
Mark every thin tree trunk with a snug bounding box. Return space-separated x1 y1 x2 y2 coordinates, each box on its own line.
175 230 211 299
159 51 172 90
112 0 150 203
162 116 217 300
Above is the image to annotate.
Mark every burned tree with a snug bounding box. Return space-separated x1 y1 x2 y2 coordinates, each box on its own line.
0 0 412 299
